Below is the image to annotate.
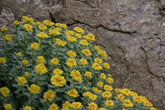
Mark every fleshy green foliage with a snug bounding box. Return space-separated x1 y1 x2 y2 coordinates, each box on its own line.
0 16 157 110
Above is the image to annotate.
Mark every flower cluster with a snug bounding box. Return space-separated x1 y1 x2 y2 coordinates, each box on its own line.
0 16 157 110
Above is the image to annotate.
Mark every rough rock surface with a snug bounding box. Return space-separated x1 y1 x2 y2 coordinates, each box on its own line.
0 0 165 109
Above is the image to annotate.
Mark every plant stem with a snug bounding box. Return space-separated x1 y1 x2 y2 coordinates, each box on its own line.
49 37 53 57
23 34 27 57
40 39 43 55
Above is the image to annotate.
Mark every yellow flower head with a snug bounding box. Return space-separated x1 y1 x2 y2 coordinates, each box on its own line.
92 87 102 94
80 39 88 46
3 34 12 42
83 86 88 90
0 57 5 64
98 50 107 60
67 35 77 43
28 84 40 94
50 75 66 87
100 73 106 79
14 20 20 26
50 58 59 65
144 100 153 107
98 108 106 110
115 88 121 94
43 20 54 27
73 27 84 34
1 26 8 32
4 104 12 110
97 81 103 88
83 33 95 41
37 32 48 39
62 101 70 109
75 33 81 38
151 107 157 110
66 89 78 98
107 77 114 84
67 50 76 58
123 99 133 108
55 38 66 46
70 102 82 110
23 106 32 110
91 63 102 71
80 58 88 66
37 56 46 64
0 87 10 97
17 76 27 86
24 72 30 77
82 49 92 57
121 88 130 96
66 58 77 68
94 58 102 64
35 22 41 26
49 28 61 36
85 71 92 78
102 91 112 99
133 96 143 103
94 46 100 51
70 70 82 82
53 68 63 75
103 85 113 91
22 60 28 66
23 24 33 32
43 90 55 101
105 100 114 107
117 94 125 101
103 62 110 69
48 103 58 110
39 24 47 31
16 52 22 57
65 30 75 35
89 102 97 110
31 42 39 50
35 64 48 74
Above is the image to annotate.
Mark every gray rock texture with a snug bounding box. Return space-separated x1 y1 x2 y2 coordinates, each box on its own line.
0 0 165 109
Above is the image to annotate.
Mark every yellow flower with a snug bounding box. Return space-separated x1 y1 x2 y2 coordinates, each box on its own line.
16 52 22 57
37 32 48 39
55 38 66 46
103 62 110 69
85 71 92 78
94 46 100 51
24 72 30 77
56 23 67 29
3 34 12 42
23 106 32 110
144 100 153 107
91 63 102 70
62 101 70 109
66 58 77 68
70 102 82 110
66 89 78 98
80 58 88 66
104 85 113 91
23 24 33 32
80 39 88 46
50 58 59 65
94 58 102 64
37 56 46 64
14 20 20 26
28 84 40 94
121 88 130 96
107 77 114 84
75 33 81 38
67 35 77 43
73 27 84 34
22 16 34 23
83 86 88 90
43 20 54 27
35 64 48 74
89 102 97 110
53 68 63 75
51 75 66 87
70 70 82 82
31 42 39 50
0 57 5 64
98 108 106 110
43 90 55 101
92 87 101 94
65 30 75 35
38 24 47 31
105 100 114 107
117 94 125 101
100 73 106 79
123 99 133 108
48 103 58 110
102 91 112 98
35 22 41 26
82 49 92 57
98 50 107 60
49 28 61 36
115 88 121 94
89 94 97 101
83 33 95 41
133 96 143 103
4 104 12 110
22 60 28 66
151 107 157 110
97 81 103 88
129 91 138 97
1 26 8 31
67 50 76 57
17 76 27 86
0 87 10 97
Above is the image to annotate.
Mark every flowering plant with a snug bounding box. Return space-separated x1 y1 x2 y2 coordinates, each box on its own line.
0 16 157 110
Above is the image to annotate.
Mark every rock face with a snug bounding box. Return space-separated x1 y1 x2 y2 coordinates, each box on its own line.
0 0 165 109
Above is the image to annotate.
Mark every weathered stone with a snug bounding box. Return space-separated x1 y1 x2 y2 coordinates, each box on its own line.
160 0 165 9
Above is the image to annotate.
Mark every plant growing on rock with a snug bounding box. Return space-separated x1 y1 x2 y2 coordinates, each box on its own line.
0 16 157 110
